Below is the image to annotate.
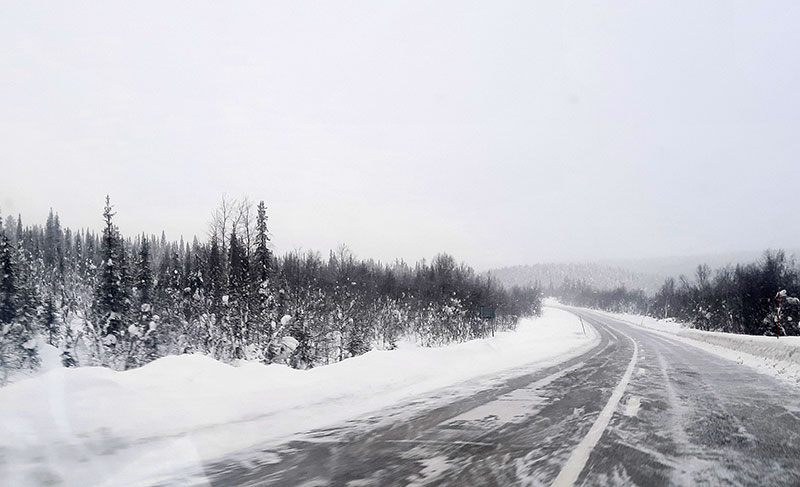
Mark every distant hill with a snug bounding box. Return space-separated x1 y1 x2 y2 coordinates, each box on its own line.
489 263 664 295
490 248 800 296
599 248 800 282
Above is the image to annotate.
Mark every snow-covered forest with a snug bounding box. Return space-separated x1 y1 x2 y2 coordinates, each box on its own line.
552 250 800 336
0 197 541 383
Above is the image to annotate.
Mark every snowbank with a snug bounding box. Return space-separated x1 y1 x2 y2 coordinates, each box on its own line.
678 329 800 366
0 308 597 487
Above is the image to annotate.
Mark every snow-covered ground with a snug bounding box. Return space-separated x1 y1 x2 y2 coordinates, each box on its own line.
589 309 800 386
0 307 597 487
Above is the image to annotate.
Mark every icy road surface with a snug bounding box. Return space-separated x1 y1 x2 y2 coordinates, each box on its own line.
182 309 800 486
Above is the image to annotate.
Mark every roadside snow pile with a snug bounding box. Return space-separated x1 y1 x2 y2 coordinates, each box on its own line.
678 329 800 366
669 330 800 385
0 307 597 487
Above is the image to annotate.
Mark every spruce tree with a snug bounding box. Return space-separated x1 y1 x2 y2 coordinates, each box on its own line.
137 236 153 305
254 201 272 283
0 232 18 381
252 201 275 341
0 229 40 376
43 296 59 346
54 214 64 276
15 215 22 246
227 231 249 358
182 247 192 291
135 236 157 364
85 231 96 267
155 244 172 298
0 232 16 325
44 208 57 267
208 236 224 313
228 231 248 293
94 196 128 344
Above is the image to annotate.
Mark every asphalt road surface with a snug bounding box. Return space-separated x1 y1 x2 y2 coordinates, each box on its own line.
187 308 800 486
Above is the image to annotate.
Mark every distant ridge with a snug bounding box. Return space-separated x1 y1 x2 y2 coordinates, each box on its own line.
489 262 664 295
490 248 800 295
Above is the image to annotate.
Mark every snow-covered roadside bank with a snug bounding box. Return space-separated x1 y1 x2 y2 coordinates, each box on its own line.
0 307 597 487
585 308 800 385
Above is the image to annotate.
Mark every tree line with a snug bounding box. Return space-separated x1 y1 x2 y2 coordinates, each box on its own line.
546 279 648 315
0 197 541 381
551 250 800 336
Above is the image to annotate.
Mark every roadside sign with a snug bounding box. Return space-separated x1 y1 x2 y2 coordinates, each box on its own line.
480 306 496 320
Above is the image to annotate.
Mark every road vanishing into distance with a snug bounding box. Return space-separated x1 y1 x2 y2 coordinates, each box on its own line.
183 308 800 486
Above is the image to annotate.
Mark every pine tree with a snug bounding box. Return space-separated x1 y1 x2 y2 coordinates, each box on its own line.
187 238 203 295
54 214 64 276
74 230 84 272
254 201 272 283
228 231 248 293
44 208 57 267
15 215 23 246
156 246 173 293
134 236 157 365
118 237 132 303
85 230 97 267
0 229 40 378
227 231 250 358
0 232 16 325
43 296 59 346
208 236 224 313
137 236 153 305
182 247 192 290
251 202 275 343
94 196 128 345
0 232 18 382
62 226 73 273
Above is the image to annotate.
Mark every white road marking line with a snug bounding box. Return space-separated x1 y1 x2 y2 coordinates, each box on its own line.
551 325 639 487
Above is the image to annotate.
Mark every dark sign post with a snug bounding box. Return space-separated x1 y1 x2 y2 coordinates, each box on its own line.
480 306 496 336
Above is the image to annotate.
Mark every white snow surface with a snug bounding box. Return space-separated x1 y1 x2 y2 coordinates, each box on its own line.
0 307 597 487
592 309 800 385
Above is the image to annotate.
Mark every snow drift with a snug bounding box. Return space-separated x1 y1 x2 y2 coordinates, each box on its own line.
678 329 800 366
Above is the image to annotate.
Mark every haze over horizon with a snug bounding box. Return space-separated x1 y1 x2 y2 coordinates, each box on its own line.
3 1 799 269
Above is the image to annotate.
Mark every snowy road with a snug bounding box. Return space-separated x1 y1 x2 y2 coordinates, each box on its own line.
187 309 800 486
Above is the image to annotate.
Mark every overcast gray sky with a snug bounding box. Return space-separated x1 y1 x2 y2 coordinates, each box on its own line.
1 1 798 269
